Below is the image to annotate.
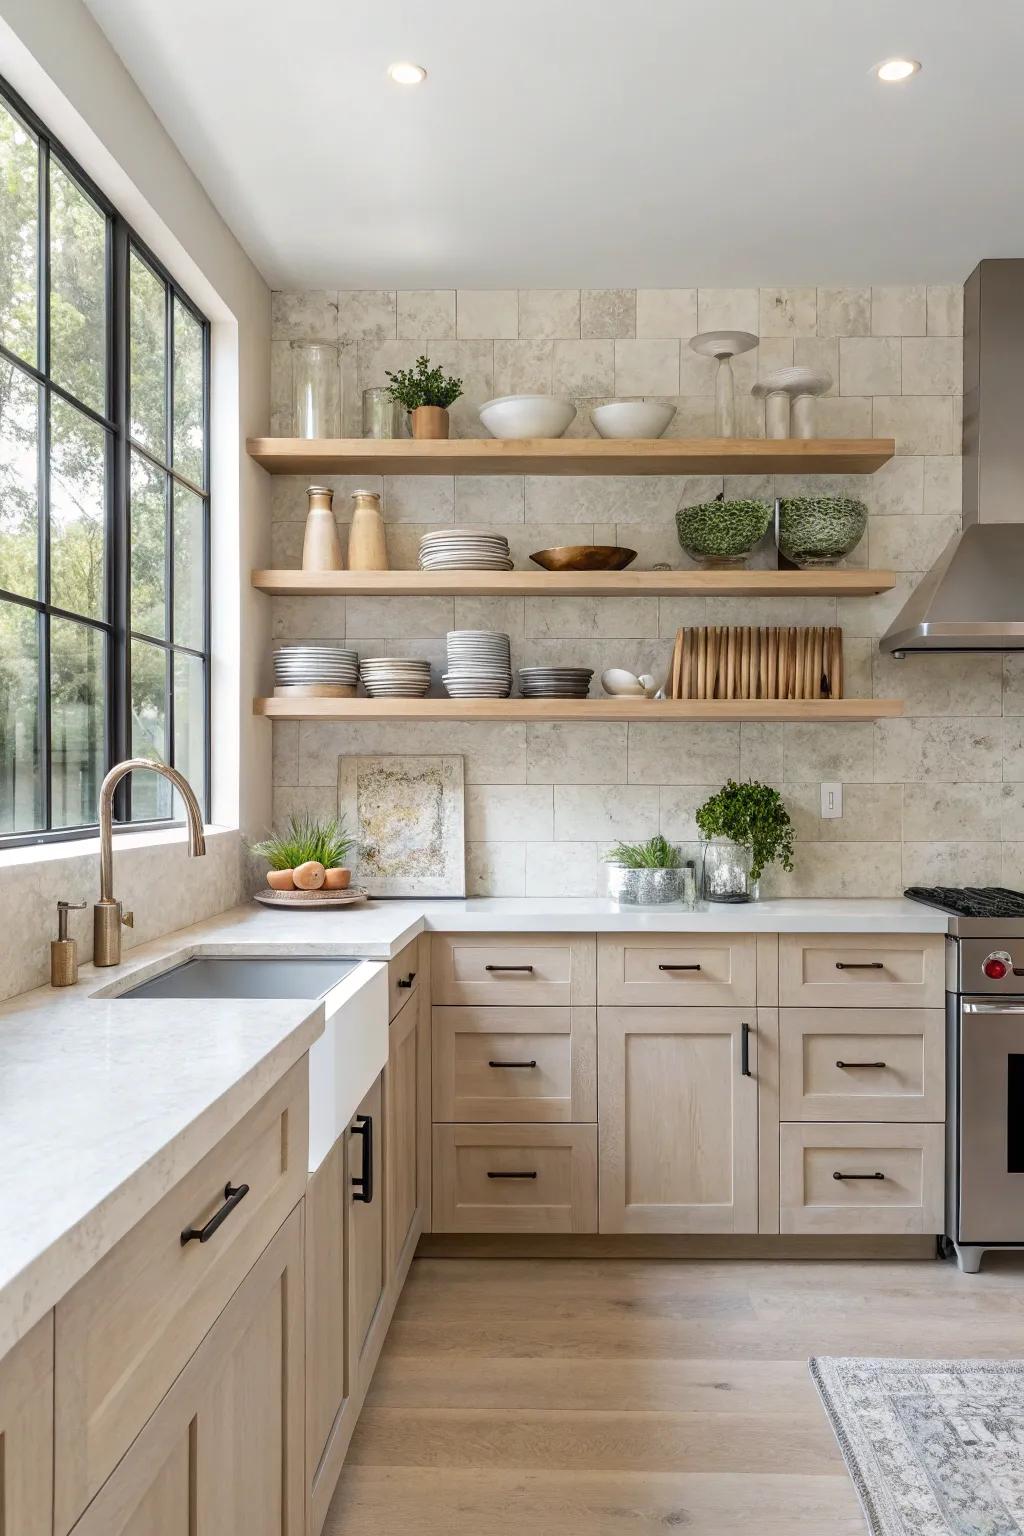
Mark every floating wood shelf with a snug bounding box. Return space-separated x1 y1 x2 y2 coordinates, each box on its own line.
254 697 903 723
252 568 895 598
247 436 894 477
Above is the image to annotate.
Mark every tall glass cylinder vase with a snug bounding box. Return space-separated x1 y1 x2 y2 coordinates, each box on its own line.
700 838 758 902
291 341 340 438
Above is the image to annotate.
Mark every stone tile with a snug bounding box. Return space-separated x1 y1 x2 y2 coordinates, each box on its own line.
636 289 698 339
793 337 837 394
525 842 599 896
452 595 526 638
517 289 580 339
493 339 553 396
817 287 871 337
581 289 636 340
785 782 903 843
867 513 960 572
762 842 902 899
875 718 1003 782
524 595 660 639
272 721 299 785
525 473 682 525
526 722 627 783
783 723 874 783
614 339 680 396
627 722 740 784
551 340 615 397
678 344 718 395
271 290 338 340
871 285 927 336
815 397 872 437
454 476 525 526
668 397 718 436
841 638 874 700
927 284 964 336
868 454 924 516
740 722 783 782
901 842 1002 888
901 337 963 395
756 337 796 377
759 287 817 337
270 339 291 434
345 594 453 637
707 595 838 629
272 786 335 834
337 290 396 343
272 473 384 523
658 595 714 635
272 595 346 643
840 574 921 640
1002 786 1024 840
1004 656 1024 715
1001 844 1024 888
457 290 518 340
554 783 659 842
379 525 432 570
659 785 719 842
298 720 527 786
872 397 954 456
466 842 526 896
396 290 456 340
697 289 759 333
383 476 455 524
1003 720 1024 782
355 338 424 394
901 782 1003 842
839 336 900 396
923 455 962 516
466 784 553 841
270 521 303 566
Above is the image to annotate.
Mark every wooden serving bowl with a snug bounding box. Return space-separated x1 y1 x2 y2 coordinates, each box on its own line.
529 545 638 572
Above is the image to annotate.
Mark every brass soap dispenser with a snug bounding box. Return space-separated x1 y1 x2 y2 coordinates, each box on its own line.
51 900 86 987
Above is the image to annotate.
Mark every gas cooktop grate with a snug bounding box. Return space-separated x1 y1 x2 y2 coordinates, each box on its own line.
904 885 1024 918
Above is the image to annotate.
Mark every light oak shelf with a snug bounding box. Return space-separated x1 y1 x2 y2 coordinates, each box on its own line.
252 567 895 598
254 697 903 723
247 435 895 477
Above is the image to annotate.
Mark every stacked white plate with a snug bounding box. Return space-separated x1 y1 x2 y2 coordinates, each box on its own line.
359 657 432 698
443 631 513 698
518 666 594 699
273 646 358 690
419 528 513 571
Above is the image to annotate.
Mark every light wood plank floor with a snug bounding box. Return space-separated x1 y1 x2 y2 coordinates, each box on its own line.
325 1251 1024 1535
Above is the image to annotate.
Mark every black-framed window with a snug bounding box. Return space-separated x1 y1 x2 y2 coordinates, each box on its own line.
0 75 210 845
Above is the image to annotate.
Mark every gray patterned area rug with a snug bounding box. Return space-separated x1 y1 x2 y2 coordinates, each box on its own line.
811 1357 1024 1535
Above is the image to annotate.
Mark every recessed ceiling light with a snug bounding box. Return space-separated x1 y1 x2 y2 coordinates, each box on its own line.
387 61 427 85
876 58 921 82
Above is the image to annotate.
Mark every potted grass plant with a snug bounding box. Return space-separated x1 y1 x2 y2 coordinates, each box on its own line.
695 780 794 902
250 813 358 893
603 834 693 907
384 355 463 439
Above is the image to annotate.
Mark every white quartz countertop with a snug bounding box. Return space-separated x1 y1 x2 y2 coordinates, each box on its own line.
0 891 946 1361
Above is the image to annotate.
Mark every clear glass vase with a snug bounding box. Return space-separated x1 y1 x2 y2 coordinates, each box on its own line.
700 838 759 903
291 341 340 438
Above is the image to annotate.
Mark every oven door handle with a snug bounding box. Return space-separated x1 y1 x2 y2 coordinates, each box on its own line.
962 1000 1024 1013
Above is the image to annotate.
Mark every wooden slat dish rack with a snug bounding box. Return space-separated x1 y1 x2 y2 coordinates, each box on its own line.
669 625 844 701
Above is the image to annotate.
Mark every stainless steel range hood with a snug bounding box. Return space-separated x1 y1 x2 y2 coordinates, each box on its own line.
880 259 1024 655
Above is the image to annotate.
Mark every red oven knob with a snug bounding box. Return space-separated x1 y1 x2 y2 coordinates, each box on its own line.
983 951 1012 979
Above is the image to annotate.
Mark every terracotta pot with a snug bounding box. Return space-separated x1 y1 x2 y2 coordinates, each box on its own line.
410 405 449 440
267 869 296 891
323 867 352 890
293 860 326 890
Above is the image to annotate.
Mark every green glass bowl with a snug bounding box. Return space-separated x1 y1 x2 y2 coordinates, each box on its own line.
778 495 868 567
675 499 773 569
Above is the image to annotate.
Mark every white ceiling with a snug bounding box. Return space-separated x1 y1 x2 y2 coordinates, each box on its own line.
83 0 1024 290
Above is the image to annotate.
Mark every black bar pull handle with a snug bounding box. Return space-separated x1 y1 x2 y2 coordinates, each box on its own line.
835 961 884 970
740 1021 753 1077
488 1059 538 1069
181 1182 249 1246
485 964 534 972
658 963 702 972
397 971 416 989
351 1113 374 1203
832 1170 885 1181
487 1170 538 1179
836 1059 887 1069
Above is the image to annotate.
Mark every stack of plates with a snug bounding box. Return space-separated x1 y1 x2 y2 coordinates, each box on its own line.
443 631 512 698
359 657 432 698
419 529 513 571
273 646 358 697
518 666 594 699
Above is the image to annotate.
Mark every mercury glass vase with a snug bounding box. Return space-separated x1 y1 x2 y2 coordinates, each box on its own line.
700 838 759 903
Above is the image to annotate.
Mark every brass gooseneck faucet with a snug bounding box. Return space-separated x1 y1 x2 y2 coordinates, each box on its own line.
94 759 207 967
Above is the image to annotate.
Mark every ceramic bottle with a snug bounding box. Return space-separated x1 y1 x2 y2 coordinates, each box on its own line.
347 489 389 570
301 484 344 571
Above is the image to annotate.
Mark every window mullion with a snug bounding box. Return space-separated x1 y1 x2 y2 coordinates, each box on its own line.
110 217 131 823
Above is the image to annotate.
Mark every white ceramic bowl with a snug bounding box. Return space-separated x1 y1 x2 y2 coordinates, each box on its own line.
591 401 677 439
479 395 577 439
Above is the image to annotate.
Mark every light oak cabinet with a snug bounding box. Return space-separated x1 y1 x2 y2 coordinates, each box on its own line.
779 1008 945 1122
432 1122 598 1232
431 933 595 1006
347 1074 388 1396
68 1207 304 1536
598 1007 759 1233
386 984 429 1287
0 1313 53 1536
598 934 757 1008
780 1122 945 1234
304 1137 349 1527
432 1005 597 1122
779 933 945 1009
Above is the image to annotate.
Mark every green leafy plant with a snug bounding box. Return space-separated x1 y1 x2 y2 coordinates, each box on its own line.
250 813 357 870
384 354 463 411
604 834 684 869
695 780 794 882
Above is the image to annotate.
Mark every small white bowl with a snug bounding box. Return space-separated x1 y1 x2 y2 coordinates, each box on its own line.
479 395 577 439
591 401 677 439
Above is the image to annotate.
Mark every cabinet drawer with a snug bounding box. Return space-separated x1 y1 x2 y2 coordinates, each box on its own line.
388 936 421 1020
432 1123 597 1232
55 1061 308 1535
432 934 594 1006
432 1007 596 1122
779 1123 944 1234
779 934 945 1008
780 1009 945 1121
598 933 756 1007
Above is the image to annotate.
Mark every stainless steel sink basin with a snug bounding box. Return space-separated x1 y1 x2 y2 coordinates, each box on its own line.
118 955 364 1000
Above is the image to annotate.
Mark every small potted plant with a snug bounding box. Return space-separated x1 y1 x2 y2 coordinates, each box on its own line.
603 834 694 907
384 355 463 440
250 813 358 893
695 780 794 902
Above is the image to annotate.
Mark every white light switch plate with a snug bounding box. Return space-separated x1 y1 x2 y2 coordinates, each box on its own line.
820 782 843 819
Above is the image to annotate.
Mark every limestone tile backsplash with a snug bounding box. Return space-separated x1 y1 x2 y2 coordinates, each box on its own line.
264 281 1024 898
